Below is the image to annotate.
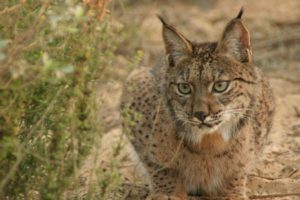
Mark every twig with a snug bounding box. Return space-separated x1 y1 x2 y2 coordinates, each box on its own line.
248 174 283 181
27 86 64 138
0 146 23 195
0 1 49 76
249 193 300 199
0 86 64 193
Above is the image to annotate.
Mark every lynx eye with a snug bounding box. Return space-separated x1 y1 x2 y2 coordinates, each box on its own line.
177 83 192 95
213 81 230 93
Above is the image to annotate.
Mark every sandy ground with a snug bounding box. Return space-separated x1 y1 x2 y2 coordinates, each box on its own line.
72 0 300 199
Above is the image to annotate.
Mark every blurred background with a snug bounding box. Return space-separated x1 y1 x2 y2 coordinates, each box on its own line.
0 0 299 199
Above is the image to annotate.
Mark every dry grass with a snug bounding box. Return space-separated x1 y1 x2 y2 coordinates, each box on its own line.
1 0 300 199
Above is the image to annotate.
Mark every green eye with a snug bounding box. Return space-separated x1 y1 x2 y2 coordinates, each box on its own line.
177 83 192 95
213 81 230 93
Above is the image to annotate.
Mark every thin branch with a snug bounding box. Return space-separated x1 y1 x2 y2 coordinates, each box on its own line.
0 1 49 77
248 174 284 181
0 86 64 193
26 86 64 139
0 147 23 195
249 193 300 199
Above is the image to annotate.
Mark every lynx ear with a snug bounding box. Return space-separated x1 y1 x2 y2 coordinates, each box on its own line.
158 15 192 67
216 8 252 63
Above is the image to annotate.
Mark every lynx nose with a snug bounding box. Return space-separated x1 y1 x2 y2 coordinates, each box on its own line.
194 111 208 122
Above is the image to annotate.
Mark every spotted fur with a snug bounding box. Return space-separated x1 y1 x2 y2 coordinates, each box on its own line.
121 8 275 200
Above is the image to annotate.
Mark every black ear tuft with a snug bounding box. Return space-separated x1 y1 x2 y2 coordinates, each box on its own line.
157 15 176 31
157 15 167 26
216 6 252 63
236 7 244 19
157 14 192 67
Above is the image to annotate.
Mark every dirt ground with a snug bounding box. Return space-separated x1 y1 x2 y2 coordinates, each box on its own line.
74 0 300 199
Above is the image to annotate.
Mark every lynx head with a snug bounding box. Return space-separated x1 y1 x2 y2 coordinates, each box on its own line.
159 8 257 145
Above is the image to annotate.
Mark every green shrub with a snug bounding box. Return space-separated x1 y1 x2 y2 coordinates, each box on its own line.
0 1 128 199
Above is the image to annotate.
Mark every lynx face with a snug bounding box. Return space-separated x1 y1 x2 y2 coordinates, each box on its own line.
159 13 256 143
